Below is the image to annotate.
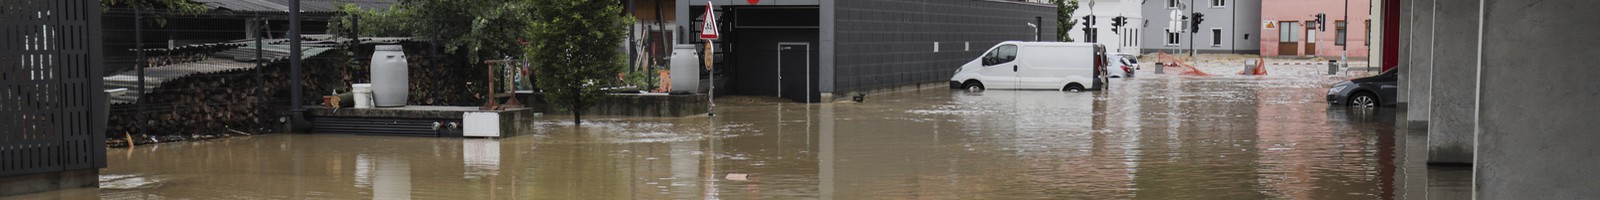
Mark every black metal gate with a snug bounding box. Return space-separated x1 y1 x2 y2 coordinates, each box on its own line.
1 0 107 177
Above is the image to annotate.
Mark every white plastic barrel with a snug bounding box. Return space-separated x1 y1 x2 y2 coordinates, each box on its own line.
370 45 408 107
669 44 700 93
352 83 373 108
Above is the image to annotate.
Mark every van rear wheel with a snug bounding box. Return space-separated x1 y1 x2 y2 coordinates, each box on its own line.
963 81 985 92
1064 84 1085 93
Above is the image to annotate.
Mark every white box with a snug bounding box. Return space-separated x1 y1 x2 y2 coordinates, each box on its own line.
463 112 501 137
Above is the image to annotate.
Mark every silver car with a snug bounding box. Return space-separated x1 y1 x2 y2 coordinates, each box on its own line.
1105 54 1139 78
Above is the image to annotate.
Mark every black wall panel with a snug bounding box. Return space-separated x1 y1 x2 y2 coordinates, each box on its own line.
731 29 819 97
1 0 107 177
833 0 1055 92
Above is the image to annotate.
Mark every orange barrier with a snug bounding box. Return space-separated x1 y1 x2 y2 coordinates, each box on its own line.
1155 52 1210 76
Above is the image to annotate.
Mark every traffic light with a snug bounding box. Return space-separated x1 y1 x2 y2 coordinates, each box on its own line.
1110 16 1127 34
1314 13 1327 32
1082 15 1094 35
1190 12 1205 33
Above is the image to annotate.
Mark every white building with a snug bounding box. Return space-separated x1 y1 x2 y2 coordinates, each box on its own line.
1065 0 1144 54
1140 0 1261 54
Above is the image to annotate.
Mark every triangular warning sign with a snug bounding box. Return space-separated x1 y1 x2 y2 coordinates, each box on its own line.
699 2 720 40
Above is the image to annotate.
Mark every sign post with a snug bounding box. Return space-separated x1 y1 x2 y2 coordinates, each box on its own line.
700 1 720 116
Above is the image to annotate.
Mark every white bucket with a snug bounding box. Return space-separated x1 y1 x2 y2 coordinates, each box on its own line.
353 83 374 108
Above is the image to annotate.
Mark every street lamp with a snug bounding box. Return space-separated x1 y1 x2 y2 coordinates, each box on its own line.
1027 22 1039 41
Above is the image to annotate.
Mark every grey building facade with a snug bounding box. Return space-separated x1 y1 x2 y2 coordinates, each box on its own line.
1140 0 1259 54
678 0 1057 102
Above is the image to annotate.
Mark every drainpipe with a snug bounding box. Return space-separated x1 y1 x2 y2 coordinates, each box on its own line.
290 0 305 131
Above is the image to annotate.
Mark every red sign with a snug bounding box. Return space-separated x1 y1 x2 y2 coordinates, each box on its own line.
747 0 760 4
699 2 719 40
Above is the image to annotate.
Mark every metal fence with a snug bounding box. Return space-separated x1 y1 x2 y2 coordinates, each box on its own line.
98 2 499 140
1 0 108 177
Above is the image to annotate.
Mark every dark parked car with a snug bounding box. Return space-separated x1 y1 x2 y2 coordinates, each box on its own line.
1327 69 1398 107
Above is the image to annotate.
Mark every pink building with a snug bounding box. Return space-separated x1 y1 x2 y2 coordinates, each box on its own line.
1260 0 1371 58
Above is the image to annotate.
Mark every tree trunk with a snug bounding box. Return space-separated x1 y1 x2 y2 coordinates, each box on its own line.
571 87 582 126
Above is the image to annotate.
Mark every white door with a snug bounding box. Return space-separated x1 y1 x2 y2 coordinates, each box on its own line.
977 44 1020 89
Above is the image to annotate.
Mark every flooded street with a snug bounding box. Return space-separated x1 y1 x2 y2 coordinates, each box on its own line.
23 70 1468 199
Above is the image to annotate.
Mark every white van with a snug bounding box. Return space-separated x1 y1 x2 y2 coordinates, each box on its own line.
949 41 1108 92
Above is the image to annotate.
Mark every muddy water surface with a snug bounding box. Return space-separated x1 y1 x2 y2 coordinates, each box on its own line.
20 72 1466 199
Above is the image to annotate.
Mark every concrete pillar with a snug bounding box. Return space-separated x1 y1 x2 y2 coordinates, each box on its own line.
819 0 835 97
1477 0 1600 198
1395 0 1411 106
1424 0 1477 165
1403 0 1433 128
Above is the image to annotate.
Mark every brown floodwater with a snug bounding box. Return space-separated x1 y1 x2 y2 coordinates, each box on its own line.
19 72 1469 199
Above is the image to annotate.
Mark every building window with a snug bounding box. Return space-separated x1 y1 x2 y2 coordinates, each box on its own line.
1124 28 1129 45
1364 19 1372 46
1127 28 1136 46
1129 29 1137 46
1168 0 1179 9
1306 24 1317 44
1305 28 1318 43
1211 0 1225 7
1279 22 1298 42
1166 29 1180 46
1335 21 1347 46
1211 28 1223 46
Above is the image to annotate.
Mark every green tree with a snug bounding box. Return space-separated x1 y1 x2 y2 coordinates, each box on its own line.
1053 0 1080 42
326 4 417 38
525 0 632 125
101 0 209 26
327 0 535 63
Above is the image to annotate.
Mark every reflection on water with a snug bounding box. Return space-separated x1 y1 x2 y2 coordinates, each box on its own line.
463 139 501 179
371 155 411 200
15 74 1471 199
